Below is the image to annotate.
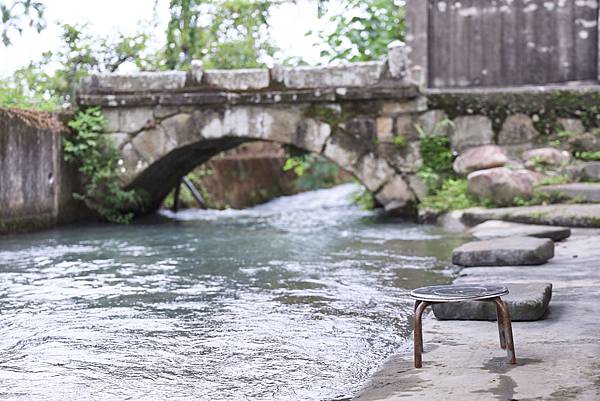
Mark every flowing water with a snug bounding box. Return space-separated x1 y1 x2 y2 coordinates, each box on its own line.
0 184 465 401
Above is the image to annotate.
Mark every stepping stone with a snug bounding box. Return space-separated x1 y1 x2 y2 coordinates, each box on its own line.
452 237 554 267
469 220 571 242
538 183 600 203
432 283 552 321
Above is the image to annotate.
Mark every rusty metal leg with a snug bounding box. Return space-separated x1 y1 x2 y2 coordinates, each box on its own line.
494 298 517 364
494 298 507 349
414 300 423 352
414 301 430 369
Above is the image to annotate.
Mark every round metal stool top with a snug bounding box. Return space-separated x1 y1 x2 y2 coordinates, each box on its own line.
410 284 508 302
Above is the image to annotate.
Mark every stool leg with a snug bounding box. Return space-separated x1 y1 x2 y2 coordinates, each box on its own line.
494 298 507 349
414 300 423 352
414 301 429 368
494 298 517 364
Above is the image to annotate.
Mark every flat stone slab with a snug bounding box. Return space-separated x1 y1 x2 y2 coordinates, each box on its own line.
469 220 571 241
452 237 554 267
462 203 600 228
538 183 600 203
432 283 552 321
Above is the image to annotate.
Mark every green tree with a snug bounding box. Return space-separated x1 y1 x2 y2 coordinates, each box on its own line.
1 0 45 46
5 23 153 109
309 0 405 62
164 0 276 70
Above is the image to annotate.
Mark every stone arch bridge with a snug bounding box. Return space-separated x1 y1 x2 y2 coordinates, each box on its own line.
78 47 428 216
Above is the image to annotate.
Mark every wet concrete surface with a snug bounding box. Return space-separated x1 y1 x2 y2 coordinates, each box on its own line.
354 229 600 401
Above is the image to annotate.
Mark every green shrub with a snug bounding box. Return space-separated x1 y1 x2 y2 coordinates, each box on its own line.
420 179 479 213
284 152 342 191
575 151 600 161
352 185 376 210
392 134 407 148
415 119 457 194
64 107 146 223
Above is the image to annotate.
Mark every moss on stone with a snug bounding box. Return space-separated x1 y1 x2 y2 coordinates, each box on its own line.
0 215 57 235
428 89 600 136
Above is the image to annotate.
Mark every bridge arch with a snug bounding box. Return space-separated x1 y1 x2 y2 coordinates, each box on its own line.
78 59 425 216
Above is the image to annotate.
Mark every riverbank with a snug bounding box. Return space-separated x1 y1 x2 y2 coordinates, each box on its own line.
354 227 600 400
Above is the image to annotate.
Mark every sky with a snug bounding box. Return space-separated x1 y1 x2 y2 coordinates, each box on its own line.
0 0 331 76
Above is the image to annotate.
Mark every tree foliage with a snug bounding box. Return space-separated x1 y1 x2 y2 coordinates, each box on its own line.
4 23 153 109
309 0 405 63
1 0 45 46
164 0 275 70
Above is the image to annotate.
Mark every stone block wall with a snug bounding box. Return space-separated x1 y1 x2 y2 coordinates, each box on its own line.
0 109 85 234
77 51 600 217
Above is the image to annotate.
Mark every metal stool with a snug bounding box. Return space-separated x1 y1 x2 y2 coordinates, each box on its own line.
409 284 516 368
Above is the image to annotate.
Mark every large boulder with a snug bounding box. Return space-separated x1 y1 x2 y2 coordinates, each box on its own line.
452 236 555 267
467 167 543 205
433 283 553 321
451 115 495 153
523 147 571 168
453 145 508 175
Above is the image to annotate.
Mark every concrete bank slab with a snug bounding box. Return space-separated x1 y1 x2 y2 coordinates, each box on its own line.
538 183 600 203
462 204 600 228
354 230 600 401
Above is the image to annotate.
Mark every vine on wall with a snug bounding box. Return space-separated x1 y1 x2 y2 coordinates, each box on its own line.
64 107 146 223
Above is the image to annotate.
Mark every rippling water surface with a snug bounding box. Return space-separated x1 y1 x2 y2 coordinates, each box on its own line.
0 184 464 401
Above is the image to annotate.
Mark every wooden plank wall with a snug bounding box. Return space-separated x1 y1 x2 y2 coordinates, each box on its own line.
427 0 600 88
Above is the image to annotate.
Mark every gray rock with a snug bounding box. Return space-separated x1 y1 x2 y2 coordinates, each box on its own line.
407 174 429 202
453 145 508 175
81 71 187 92
131 126 177 164
387 40 409 79
579 162 600 182
452 236 554 267
119 108 154 133
467 167 542 206
382 97 427 115
432 283 553 321
102 109 121 133
375 176 416 213
376 117 394 142
323 138 361 174
282 61 385 88
452 115 495 153
120 143 146 185
537 183 600 203
355 154 395 192
498 114 539 145
295 119 331 154
469 220 571 241
106 133 130 149
569 132 600 152
523 147 571 168
417 110 451 137
558 118 585 135
203 69 270 90
395 115 418 140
